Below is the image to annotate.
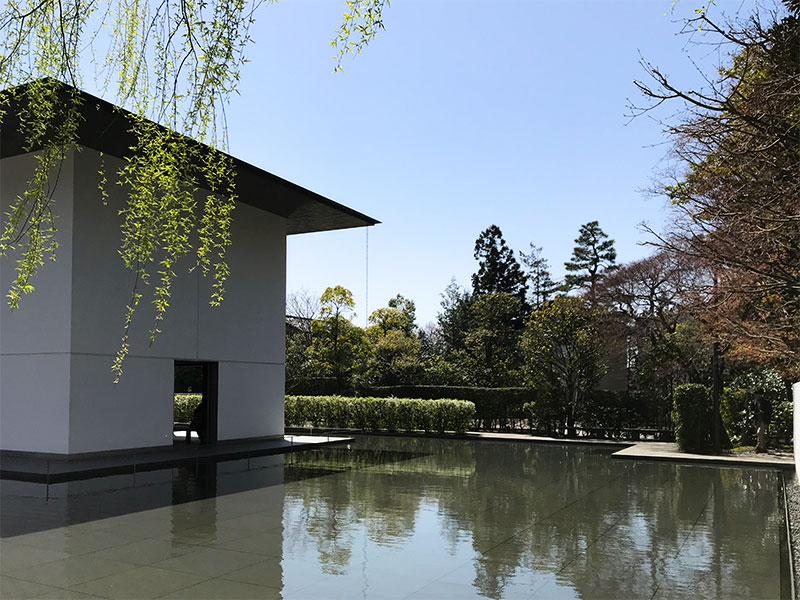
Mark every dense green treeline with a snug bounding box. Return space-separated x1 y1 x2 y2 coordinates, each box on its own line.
287 222 793 439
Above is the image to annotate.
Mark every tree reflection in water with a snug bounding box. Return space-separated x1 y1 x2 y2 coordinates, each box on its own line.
281 437 783 599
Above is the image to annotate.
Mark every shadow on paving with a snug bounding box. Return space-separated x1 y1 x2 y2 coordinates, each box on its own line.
0 447 428 537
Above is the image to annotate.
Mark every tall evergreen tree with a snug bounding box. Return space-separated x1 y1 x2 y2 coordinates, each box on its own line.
519 244 556 310
564 221 616 306
463 292 525 387
472 225 527 302
437 280 473 353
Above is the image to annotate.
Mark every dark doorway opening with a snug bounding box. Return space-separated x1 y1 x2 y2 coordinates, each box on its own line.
174 361 219 445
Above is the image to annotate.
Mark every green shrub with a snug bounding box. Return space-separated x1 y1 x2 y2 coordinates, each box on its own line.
724 368 792 447
363 386 533 430
672 384 712 453
173 393 202 422
721 388 753 447
285 395 475 434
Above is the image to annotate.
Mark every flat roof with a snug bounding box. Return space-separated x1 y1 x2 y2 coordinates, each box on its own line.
0 82 379 235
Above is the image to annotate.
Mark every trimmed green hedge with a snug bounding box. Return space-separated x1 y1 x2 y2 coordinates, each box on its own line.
363 386 532 430
287 377 351 396
672 383 712 453
582 390 645 432
285 395 475 434
173 393 202 422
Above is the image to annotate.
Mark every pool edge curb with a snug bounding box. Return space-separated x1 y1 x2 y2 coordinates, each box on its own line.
612 443 795 470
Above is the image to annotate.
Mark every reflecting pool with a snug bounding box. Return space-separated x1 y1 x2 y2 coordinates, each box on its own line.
0 437 788 599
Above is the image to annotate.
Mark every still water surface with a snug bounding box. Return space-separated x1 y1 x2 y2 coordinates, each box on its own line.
0 437 787 599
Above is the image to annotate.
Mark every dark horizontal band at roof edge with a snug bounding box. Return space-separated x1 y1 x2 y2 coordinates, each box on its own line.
0 81 379 235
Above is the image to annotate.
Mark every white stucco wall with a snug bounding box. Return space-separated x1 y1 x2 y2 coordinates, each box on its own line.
0 354 72 453
217 362 285 441
68 354 175 453
2 147 287 454
1 152 75 453
67 148 287 451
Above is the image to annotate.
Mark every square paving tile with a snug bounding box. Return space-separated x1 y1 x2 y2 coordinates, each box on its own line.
70 565 207 599
0 575 59 599
165 505 220 522
10 529 136 555
155 523 253 546
5 555 135 588
82 538 198 566
90 517 176 540
160 577 282 599
218 513 283 533
0 541 71 573
212 531 283 557
157 546 265 578
31 588 106 599
220 558 283 588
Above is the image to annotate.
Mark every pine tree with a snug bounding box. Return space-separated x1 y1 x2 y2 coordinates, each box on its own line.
564 221 616 306
471 225 527 302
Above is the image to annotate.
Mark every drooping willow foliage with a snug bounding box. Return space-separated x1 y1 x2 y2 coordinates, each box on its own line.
0 0 388 379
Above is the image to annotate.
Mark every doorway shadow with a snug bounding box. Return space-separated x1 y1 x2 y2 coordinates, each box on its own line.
173 361 218 445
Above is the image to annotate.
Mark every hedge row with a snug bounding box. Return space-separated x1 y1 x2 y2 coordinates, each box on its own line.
173 393 202 422
581 390 647 431
364 386 532 429
285 395 475 434
672 383 712 452
287 377 350 396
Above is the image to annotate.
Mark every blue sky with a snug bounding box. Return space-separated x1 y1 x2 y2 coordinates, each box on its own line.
224 0 742 327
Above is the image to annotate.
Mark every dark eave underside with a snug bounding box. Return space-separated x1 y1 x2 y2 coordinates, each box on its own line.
0 84 379 235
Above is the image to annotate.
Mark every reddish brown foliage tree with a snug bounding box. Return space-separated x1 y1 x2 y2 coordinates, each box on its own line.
634 5 800 378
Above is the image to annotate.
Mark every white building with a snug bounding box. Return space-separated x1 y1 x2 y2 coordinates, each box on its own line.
0 84 377 455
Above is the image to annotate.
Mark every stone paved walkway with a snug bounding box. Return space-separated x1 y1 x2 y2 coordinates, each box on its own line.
466 431 795 469
467 431 629 446
613 441 794 469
